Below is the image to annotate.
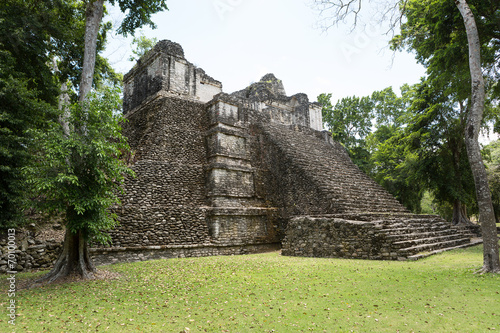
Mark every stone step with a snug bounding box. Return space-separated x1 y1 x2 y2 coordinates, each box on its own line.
386 229 463 242
382 224 474 237
397 237 472 256
326 199 405 210
383 217 447 225
392 234 469 249
406 238 483 260
321 187 401 199
381 223 452 234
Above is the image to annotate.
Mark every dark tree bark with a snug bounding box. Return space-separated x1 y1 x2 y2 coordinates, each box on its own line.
455 0 500 273
36 226 95 283
451 200 472 226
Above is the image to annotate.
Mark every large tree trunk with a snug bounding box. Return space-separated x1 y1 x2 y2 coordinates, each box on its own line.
79 0 104 102
37 0 105 284
36 227 95 283
451 199 473 226
455 0 500 273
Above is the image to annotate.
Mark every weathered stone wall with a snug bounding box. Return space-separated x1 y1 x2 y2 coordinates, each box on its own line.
229 73 323 131
309 103 323 131
91 243 280 266
204 97 280 245
281 216 396 260
106 96 212 248
123 40 222 114
0 233 62 273
109 92 283 251
254 122 408 216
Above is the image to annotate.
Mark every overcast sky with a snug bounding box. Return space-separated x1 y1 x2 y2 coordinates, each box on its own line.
103 0 426 104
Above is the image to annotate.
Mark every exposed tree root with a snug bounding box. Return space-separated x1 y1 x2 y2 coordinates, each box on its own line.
451 201 475 226
35 229 96 285
474 266 500 274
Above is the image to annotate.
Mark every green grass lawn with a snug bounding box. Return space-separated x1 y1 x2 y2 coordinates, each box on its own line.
1 245 499 333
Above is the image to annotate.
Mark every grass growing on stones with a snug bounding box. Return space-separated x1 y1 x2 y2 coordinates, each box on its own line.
2 245 500 332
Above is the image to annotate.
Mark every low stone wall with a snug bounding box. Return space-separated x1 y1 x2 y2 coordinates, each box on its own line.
282 216 397 260
91 243 281 266
0 236 62 273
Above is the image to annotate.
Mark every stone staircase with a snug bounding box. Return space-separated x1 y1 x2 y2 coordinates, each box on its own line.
262 124 481 260
375 216 481 260
261 123 408 215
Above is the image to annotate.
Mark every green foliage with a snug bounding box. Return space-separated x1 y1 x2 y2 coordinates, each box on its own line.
0 0 119 98
379 0 500 217
0 51 56 228
0 0 64 227
129 34 158 61
393 0 500 94
0 0 70 104
368 125 425 213
318 93 373 173
24 87 134 244
7 249 500 331
484 140 500 222
0 0 123 228
109 0 169 36
371 86 413 127
405 80 476 213
420 191 435 214
393 0 500 116
319 93 373 147
319 79 480 216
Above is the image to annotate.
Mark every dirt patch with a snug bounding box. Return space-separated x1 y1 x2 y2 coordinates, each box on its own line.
17 269 122 290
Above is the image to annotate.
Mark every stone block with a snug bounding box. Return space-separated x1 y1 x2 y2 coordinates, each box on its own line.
208 101 239 125
207 168 255 197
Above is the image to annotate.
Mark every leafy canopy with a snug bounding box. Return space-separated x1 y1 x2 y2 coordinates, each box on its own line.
0 51 57 227
110 0 168 36
129 34 158 61
318 93 373 173
24 87 134 243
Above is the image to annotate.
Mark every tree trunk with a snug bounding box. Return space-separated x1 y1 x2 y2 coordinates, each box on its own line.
455 0 500 273
79 0 104 102
451 199 473 226
36 227 95 283
58 81 71 137
36 0 105 284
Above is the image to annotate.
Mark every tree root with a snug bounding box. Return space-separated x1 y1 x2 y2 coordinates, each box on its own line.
474 267 500 274
34 229 96 285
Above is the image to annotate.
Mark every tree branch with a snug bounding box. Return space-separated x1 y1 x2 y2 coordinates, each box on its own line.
312 0 408 37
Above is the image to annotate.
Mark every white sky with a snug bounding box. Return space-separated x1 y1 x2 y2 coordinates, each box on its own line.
103 0 427 103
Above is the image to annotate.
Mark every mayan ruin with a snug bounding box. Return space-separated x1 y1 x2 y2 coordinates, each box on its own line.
68 39 478 265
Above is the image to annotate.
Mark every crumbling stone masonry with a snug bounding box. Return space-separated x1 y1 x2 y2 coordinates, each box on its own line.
90 40 478 265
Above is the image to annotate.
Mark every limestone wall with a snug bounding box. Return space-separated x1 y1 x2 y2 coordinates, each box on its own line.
281 216 395 260
107 97 212 248
0 233 62 273
204 97 280 245
251 124 330 221
123 40 222 114
255 123 408 216
309 103 323 131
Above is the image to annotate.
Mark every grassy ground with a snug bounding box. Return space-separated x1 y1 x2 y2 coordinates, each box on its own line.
1 245 499 333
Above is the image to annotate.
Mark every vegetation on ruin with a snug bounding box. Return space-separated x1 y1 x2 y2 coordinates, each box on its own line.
3 246 499 332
